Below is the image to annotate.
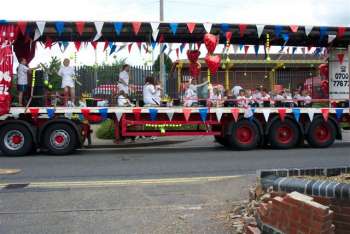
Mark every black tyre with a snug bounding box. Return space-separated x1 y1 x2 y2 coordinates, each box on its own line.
268 119 300 149
43 123 77 155
307 118 336 148
214 135 229 146
0 123 33 156
227 119 260 150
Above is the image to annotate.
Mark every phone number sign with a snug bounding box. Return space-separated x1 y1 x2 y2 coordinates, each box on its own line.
329 51 349 100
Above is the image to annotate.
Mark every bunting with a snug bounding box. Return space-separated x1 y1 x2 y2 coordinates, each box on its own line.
321 108 329 121
203 22 212 33
254 45 259 56
304 26 313 36
128 43 133 53
290 25 299 33
76 22 85 35
292 108 301 122
109 44 117 55
239 24 247 37
319 27 327 40
149 108 158 121
44 37 53 49
81 108 90 120
36 21 46 36
55 21 65 35
221 23 229 33
115 112 123 121
244 45 250 55
114 22 123 35
336 108 344 120
199 108 208 122
307 108 315 121
17 21 27 35
91 41 98 50
262 109 270 122
65 109 73 119
151 22 159 41
328 34 336 44
256 24 265 37
93 21 104 41
74 41 81 51
29 108 39 120
274 25 282 38
99 108 108 120
338 27 346 38
187 23 196 33
166 109 175 120
132 22 142 35
132 107 142 120
216 109 223 122
183 108 191 121
231 108 239 122
169 23 178 35
278 108 287 121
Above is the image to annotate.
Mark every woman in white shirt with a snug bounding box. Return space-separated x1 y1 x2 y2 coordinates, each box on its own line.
118 64 130 94
58 58 75 106
143 76 160 106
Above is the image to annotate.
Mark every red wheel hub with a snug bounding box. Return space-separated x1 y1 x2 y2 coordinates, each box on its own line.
11 135 22 144
277 125 293 144
55 135 64 144
236 126 253 144
314 124 330 143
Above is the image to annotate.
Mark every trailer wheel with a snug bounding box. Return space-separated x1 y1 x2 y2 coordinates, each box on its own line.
0 124 33 156
43 123 77 155
214 136 229 146
227 119 260 150
307 118 336 148
268 119 300 149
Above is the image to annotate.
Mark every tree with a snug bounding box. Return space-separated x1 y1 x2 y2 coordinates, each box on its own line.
40 56 62 91
152 54 173 74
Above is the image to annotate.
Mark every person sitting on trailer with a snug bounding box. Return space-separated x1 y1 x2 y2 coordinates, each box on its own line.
282 89 294 107
58 58 75 107
261 88 271 107
208 86 223 107
252 87 262 107
16 58 39 107
231 85 243 97
236 89 248 108
301 89 312 107
117 64 130 94
245 89 254 107
273 90 285 107
117 90 134 107
143 76 160 106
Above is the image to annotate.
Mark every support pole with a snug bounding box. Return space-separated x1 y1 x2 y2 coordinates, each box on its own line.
159 0 166 94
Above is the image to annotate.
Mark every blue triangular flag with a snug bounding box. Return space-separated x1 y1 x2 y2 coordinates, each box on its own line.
292 47 297 55
292 108 301 122
254 45 259 56
239 44 244 51
199 108 208 122
99 108 108 119
55 21 65 35
149 108 158 121
274 25 282 38
108 42 114 49
220 23 229 33
249 108 255 122
109 44 117 55
320 27 327 40
169 23 178 35
336 108 344 120
282 33 289 42
180 43 186 53
151 41 157 49
161 44 167 53
47 108 55 119
114 22 123 35
279 45 285 53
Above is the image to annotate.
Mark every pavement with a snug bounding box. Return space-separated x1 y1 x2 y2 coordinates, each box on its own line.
1 133 350 233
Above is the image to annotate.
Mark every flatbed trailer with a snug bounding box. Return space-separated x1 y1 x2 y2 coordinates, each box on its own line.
0 21 349 155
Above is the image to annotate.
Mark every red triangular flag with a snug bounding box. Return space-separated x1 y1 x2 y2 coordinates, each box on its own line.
290 25 299 33
239 24 247 37
176 48 179 59
17 21 27 35
337 53 345 64
321 108 329 121
103 41 109 51
226 31 232 42
244 45 250 55
231 108 239 122
132 22 142 35
187 23 196 33
76 22 85 36
44 38 53 49
132 107 142 120
81 108 90 120
338 27 346 39
183 108 192 121
25 34 32 43
307 45 313 52
74 41 81 51
278 108 287 121
29 108 39 120
128 43 133 53
91 41 98 50
158 34 164 43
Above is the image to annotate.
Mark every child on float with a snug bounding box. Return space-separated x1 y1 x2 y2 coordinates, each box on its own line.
261 88 271 107
117 90 134 107
282 89 294 107
301 90 312 107
236 89 248 108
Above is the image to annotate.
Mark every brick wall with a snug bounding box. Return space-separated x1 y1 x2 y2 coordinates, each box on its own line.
256 192 335 234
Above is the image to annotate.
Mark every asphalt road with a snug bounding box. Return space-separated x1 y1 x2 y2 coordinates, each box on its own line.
0 137 350 234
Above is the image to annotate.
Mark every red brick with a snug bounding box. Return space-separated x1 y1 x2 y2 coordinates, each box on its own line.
310 219 333 231
313 211 333 223
311 205 330 218
246 226 261 234
298 224 309 234
313 196 332 206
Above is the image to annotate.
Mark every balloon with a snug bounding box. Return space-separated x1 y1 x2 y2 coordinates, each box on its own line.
186 50 200 63
189 61 201 78
205 54 221 75
319 64 329 79
204 33 218 54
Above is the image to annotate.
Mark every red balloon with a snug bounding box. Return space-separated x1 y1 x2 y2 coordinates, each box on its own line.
186 50 201 63
189 61 201 78
204 33 218 54
205 54 221 75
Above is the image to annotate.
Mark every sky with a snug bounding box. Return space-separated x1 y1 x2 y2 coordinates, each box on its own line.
2 0 350 66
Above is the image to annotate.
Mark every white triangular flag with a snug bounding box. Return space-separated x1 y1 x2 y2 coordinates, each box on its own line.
115 112 123 121
34 28 41 41
166 110 174 120
152 30 159 41
304 26 313 36
262 109 270 122
215 109 223 122
328 34 336 44
36 21 46 35
65 109 73 119
150 22 159 32
308 109 315 121
256 24 265 37
11 109 22 119
203 23 212 33
233 44 239 54
244 108 253 119
93 21 104 41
